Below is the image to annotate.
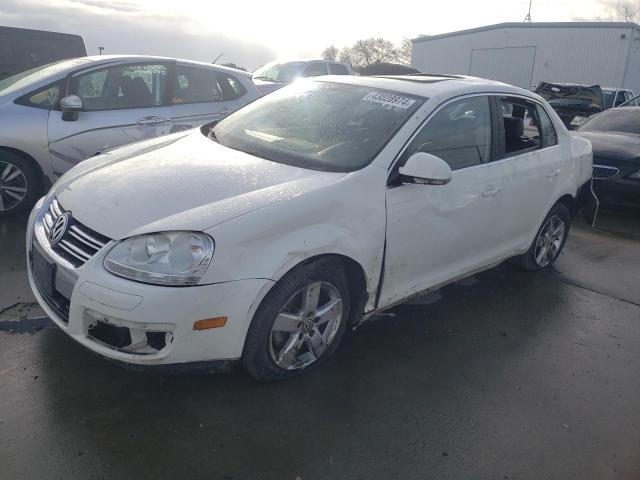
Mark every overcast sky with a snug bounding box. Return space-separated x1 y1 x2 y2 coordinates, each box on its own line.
0 0 623 70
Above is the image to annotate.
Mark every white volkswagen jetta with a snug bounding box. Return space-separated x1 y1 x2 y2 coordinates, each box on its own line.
27 75 593 381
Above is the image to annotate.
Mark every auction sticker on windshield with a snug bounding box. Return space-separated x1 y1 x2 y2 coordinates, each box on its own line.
363 92 416 109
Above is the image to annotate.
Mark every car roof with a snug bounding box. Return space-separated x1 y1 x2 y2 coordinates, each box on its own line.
315 74 538 99
78 55 252 76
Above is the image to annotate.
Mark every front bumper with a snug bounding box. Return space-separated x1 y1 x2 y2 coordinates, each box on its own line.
593 178 640 209
26 199 274 365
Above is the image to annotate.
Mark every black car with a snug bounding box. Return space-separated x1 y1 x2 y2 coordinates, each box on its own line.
577 107 640 209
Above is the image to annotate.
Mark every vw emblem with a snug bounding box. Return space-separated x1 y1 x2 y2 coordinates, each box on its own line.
48 212 70 245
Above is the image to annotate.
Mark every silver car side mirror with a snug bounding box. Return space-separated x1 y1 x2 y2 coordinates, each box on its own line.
399 152 453 185
60 95 83 122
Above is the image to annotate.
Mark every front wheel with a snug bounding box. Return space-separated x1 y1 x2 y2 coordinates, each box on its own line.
512 203 571 270
242 258 350 382
0 151 40 216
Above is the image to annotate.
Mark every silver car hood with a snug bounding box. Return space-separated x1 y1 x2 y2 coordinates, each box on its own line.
54 130 345 239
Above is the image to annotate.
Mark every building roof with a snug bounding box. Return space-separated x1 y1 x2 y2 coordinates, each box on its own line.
412 21 640 44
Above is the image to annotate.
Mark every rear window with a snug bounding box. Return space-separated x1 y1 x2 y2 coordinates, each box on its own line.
329 63 349 75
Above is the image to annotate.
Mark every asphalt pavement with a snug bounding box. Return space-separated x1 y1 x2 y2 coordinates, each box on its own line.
1 209 639 480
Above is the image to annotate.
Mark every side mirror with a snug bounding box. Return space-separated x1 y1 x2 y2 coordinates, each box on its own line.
60 95 83 122
399 152 452 185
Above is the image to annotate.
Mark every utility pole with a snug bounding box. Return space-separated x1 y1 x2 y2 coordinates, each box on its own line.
524 0 532 22
98 46 104 55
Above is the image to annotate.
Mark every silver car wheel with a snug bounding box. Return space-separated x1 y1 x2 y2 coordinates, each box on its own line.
0 161 28 212
269 281 344 371
534 214 566 267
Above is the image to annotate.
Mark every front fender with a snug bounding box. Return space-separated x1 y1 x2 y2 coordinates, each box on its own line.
201 168 387 311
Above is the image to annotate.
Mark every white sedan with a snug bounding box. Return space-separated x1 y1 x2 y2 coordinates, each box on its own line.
27 75 593 381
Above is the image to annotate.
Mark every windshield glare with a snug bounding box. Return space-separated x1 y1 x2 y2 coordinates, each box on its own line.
579 109 640 135
253 61 305 83
212 80 424 172
0 58 91 95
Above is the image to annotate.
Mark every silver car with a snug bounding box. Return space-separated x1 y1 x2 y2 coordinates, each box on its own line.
252 59 354 95
0 55 261 215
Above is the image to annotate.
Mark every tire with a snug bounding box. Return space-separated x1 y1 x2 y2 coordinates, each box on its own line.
0 150 41 216
511 203 571 270
242 258 351 382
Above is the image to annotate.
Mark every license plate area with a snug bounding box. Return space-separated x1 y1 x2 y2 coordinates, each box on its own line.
32 243 56 298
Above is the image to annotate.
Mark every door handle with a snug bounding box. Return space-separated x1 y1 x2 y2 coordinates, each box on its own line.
546 169 561 179
482 186 501 197
136 116 170 126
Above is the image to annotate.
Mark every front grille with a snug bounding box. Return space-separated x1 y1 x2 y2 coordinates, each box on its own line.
592 164 619 180
42 198 111 268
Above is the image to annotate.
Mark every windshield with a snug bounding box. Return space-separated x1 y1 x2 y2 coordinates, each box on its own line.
602 91 615 109
0 58 91 95
578 109 640 135
211 80 424 172
252 61 305 83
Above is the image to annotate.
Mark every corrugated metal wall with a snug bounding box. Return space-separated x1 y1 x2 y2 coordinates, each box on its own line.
622 31 640 93
412 25 638 92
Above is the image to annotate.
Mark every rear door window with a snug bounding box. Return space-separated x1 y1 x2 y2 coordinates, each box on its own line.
172 65 246 104
500 97 542 156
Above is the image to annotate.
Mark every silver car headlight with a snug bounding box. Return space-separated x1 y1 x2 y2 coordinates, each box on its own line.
629 170 640 179
104 232 214 286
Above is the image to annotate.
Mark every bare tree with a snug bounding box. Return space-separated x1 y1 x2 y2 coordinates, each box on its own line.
322 45 339 61
616 1 640 22
395 38 413 66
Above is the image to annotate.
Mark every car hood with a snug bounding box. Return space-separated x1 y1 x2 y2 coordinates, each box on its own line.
54 130 345 240
577 131 640 163
535 82 604 123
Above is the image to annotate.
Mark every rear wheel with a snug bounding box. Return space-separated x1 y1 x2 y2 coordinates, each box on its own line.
243 258 350 382
0 151 40 216
512 203 571 270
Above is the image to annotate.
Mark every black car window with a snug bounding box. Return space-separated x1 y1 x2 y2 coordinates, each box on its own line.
400 96 491 170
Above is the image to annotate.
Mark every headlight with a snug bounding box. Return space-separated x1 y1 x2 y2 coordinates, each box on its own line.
104 232 214 286
630 170 640 179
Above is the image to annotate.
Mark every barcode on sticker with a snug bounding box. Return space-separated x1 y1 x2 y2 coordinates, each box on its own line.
362 92 416 109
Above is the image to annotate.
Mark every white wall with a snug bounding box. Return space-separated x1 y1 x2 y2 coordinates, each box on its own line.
412 25 639 92
622 31 640 94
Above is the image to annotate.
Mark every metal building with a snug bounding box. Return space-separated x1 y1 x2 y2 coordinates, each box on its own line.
411 22 640 92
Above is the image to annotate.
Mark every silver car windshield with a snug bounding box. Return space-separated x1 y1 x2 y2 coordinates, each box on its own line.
211 80 425 172
252 61 305 83
0 58 92 95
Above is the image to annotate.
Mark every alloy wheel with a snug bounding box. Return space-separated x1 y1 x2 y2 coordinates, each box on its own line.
534 214 566 267
0 161 28 212
269 281 344 370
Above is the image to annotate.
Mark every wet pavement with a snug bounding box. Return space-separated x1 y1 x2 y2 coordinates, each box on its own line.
1 210 640 480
